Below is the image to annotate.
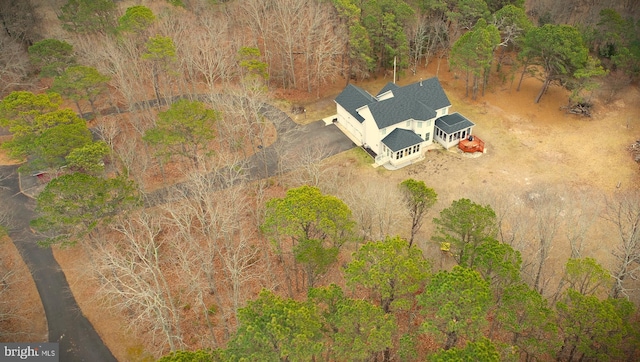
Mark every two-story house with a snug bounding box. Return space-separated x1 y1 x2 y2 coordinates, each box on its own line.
334 77 475 168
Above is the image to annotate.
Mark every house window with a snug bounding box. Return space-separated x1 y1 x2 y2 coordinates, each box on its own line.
381 128 386 135
396 151 402 160
425 132 430 141
418 121 423 128
406 120 411 127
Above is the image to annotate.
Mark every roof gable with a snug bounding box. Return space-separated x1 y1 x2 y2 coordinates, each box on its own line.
368 98 436 129
382 128 424 152
369 78 451 129
376 82 399 97
435 113 475 134
335 77 452 129
335 84 376 123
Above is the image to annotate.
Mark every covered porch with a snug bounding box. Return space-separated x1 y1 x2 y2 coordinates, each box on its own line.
434 113 475 149
377 128 424 168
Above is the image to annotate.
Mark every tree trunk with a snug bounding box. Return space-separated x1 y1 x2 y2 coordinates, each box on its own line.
517 63 529 91
465 69 469 97
535 77 551 104
152 64 161 107
74 100 83 115
472 74 479 100
88 98 98 117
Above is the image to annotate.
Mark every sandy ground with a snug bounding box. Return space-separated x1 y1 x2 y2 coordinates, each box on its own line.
0 235 48 343
52 246 152 361
313 61 640 298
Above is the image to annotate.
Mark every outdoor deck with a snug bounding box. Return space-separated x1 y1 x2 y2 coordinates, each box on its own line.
458 135 485 153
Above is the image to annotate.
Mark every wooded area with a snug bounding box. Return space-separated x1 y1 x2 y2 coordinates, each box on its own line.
1 0 640 361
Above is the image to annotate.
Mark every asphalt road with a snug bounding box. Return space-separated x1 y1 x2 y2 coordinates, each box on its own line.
0 165 117 362
0 97 354 360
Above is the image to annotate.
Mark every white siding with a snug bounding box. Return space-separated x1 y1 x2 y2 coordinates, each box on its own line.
336 103 365 145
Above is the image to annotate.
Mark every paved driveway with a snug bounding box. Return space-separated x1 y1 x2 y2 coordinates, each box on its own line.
0 165 117 362
0 96 354 360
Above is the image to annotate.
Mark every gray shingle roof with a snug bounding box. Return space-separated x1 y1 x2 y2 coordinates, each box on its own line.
435 113 475 134
368 98 437 128
335 77 452 128
376 82 399 97
390 78 451 111
382 128 424 152
335 84 376 123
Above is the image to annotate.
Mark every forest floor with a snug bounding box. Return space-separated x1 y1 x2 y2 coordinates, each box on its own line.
0 235 48 344
2 60 639 359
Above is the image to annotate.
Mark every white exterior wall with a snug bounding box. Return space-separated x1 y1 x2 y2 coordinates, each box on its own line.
359 106 449 156
336 103 365 145
437 106 451 117
410 118 436 145
434 125 474 149
358 106 383 154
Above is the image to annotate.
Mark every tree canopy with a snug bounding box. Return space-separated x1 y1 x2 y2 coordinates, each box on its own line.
58 0 117 34
432 198 498 265
224 289 323 361
143 99 219 168
28 38 76 77
1 108 92 171
262 185 355 249
495 282 560 360
51 65 110 115
556 289 634 361
31 172 140 246
0 91 62 128
428 338 500 362
519 24 590 103
399 178 437 246
308 284 396 361
345 235 431 313
262 185 355 290
419 265 492 350
118 5 156 34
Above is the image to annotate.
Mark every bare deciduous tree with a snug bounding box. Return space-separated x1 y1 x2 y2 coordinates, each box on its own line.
189 15 235 92
339 178 405 243
603 190 640 299
408 14 429 76
0 33 31 96
238 0 342 93
525 187 564 295
562 188 599 259
93 211 184 355
286 142 333 188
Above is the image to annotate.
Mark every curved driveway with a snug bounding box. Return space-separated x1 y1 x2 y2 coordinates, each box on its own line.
0 97 354 360
0 165 117 362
